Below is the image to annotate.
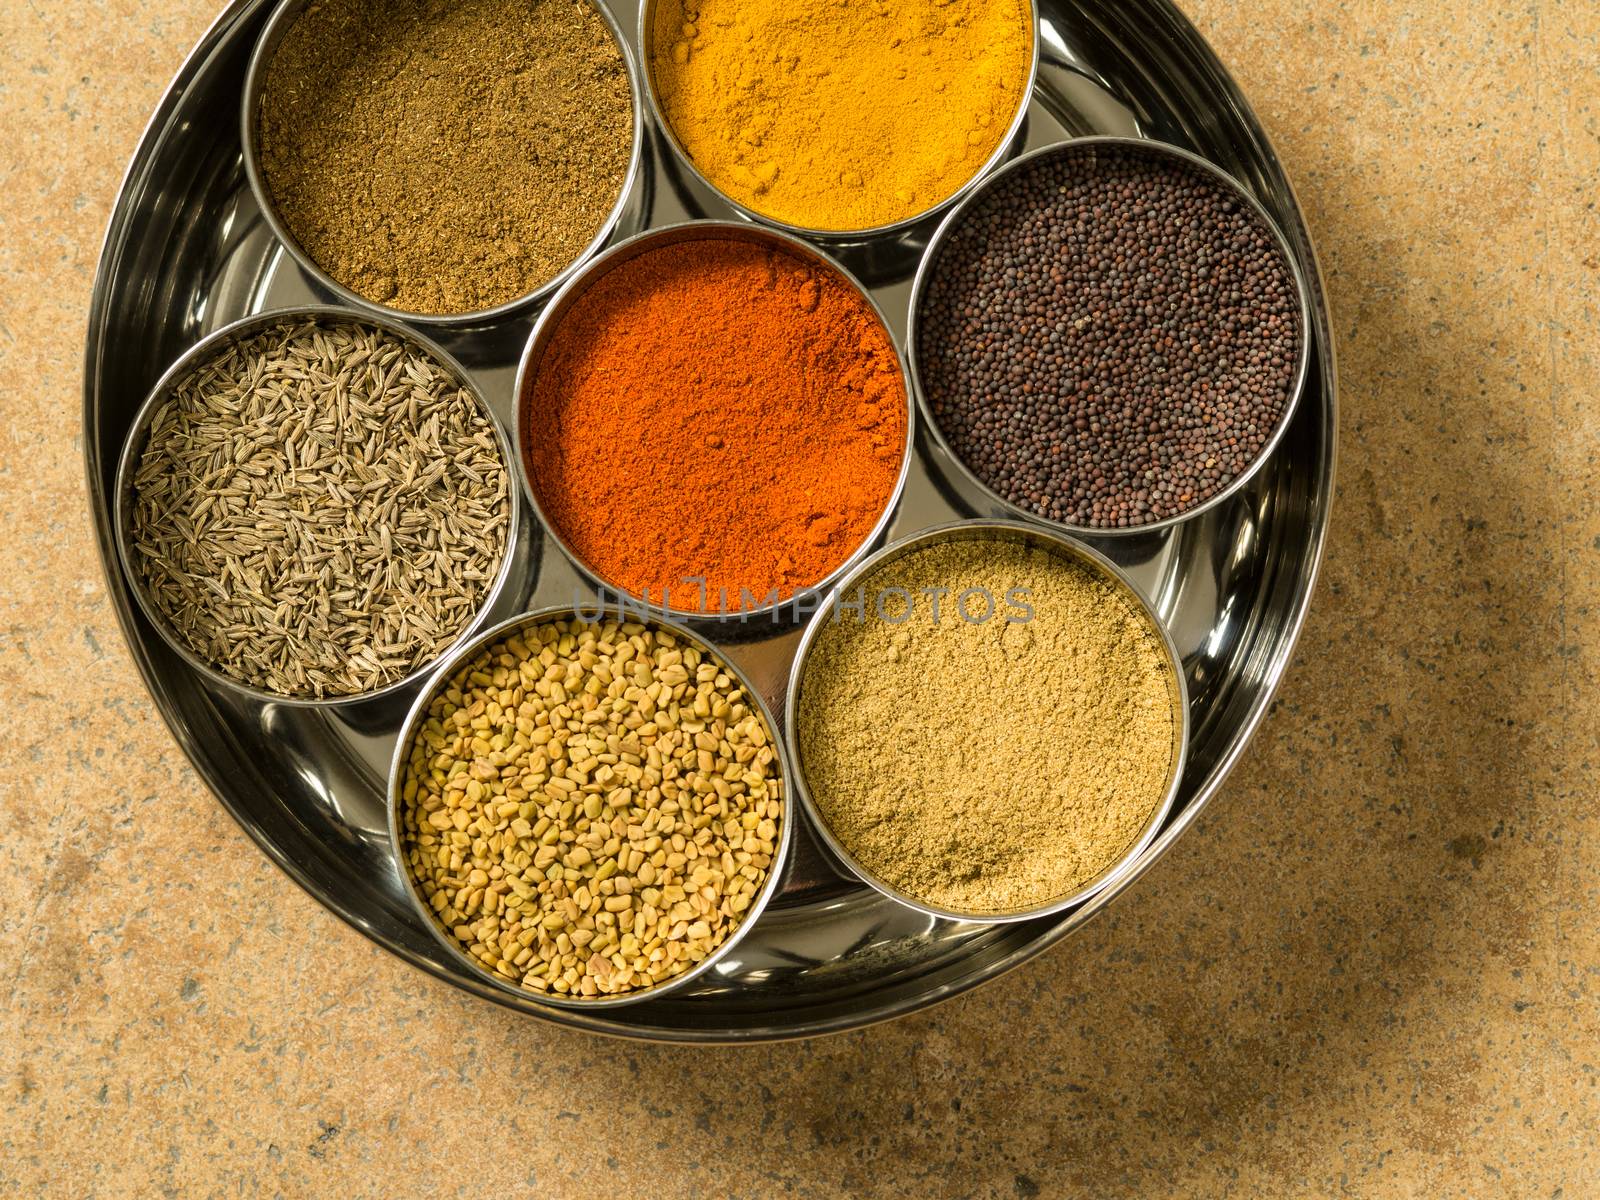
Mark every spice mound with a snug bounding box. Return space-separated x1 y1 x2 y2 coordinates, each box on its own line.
398 617 784 998
796 535 1178 915
127 318 510 699
256 0 634 315
649 0 1033 231
522 235 906 613
916 142 1303 529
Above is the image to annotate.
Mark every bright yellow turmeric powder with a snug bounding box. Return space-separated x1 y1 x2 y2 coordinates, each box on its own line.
649 0 1034 232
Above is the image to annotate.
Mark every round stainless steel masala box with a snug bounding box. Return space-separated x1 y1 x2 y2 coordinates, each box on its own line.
87 0 1336 1040
239 0 646 327
636 0 1040 245
386 604 795 1010
511 219 916 630
785 518 1189 924
112 305 521 709
908 136 1314 538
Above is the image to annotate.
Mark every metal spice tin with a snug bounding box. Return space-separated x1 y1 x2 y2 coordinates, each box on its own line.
636 0 1041 244
907 136 1315 539
239 0 647 327
112 306 522 709
785 519 1188 924
511 219 916 629
385 603 796 1010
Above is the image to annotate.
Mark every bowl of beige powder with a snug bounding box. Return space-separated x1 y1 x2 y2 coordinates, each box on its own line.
787 520 1187 922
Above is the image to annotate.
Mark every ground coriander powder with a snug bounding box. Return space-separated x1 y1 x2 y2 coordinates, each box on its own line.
257 0 634 315
796 537 1177 914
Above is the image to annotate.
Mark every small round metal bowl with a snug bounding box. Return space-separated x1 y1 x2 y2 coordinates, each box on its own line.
386 603 795 1009
785 518 1189 924
240 0 646 328
908 136 1314 538
637 0 1039 245
113 305 521 710
513 220 915 629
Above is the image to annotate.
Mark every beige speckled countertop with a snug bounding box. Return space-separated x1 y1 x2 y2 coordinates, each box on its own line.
3 2 1597 1196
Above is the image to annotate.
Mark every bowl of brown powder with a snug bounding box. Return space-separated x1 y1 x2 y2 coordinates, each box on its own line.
787 520 1188 922
114 307 518 705
243 0 643 324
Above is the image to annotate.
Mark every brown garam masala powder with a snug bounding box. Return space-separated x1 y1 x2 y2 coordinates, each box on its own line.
257 0 634 315
796 538 1177 915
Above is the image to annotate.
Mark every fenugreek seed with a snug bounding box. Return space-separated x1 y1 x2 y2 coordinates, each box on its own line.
399 617 782 998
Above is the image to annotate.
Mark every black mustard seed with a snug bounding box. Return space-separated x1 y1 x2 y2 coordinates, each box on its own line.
914 143 1303 529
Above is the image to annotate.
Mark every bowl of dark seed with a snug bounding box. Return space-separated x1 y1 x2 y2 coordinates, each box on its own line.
242 0 643 324
114 308 518 705
910 137 1311 534
388 607 791 1006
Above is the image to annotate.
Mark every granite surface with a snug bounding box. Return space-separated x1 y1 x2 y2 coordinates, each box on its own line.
2 1 1597 1196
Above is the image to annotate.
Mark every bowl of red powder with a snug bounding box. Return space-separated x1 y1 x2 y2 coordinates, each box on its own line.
516 221 913 619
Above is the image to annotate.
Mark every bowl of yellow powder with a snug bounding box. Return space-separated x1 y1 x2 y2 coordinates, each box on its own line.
787 520 1188 922
642 0 1038 237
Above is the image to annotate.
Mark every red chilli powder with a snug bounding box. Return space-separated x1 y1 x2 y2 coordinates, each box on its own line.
522 237 907 612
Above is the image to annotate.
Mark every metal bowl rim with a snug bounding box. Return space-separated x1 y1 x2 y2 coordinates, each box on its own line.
907 134 1314 537
511 217 916 626
239 0 647 327
384 601 797 1010
112 304 522 709
635 0 1041 242
782 516 1189 923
